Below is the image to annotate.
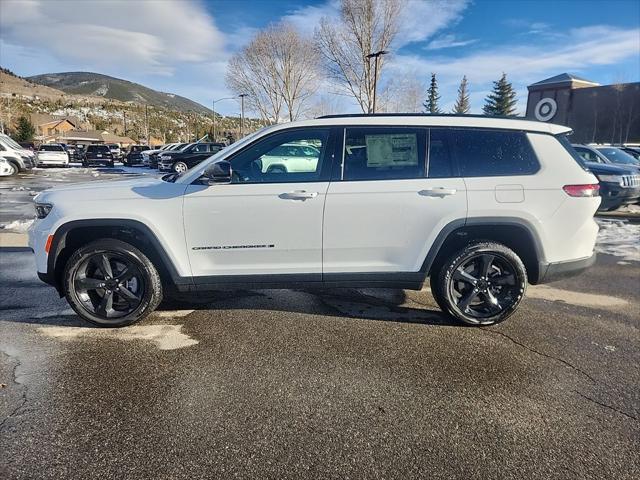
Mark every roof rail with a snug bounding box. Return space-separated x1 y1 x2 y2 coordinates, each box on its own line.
316 113 530 121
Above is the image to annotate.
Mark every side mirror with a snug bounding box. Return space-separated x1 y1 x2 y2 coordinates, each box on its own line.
204 160 231 184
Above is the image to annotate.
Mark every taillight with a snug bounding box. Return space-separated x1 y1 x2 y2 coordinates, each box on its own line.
563 184 600 197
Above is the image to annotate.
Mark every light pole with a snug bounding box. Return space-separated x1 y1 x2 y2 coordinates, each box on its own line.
238 94 248 137
212 96 236 142
366 50 388 114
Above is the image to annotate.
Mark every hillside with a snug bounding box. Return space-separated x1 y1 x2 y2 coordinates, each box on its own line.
1 70 69 101
28 72 211 114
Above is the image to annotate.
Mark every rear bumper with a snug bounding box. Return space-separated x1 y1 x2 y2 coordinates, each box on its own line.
536 252 596 284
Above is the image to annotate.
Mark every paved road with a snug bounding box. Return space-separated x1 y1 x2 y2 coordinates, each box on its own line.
1 248 638 479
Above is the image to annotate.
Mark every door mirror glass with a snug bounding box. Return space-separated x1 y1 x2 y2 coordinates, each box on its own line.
204 161 232 184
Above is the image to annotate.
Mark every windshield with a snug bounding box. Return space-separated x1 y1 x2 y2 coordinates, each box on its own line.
39 145 64 151
596 147 640 166
88 145 110 153
1 134 26 150
557 135 587 168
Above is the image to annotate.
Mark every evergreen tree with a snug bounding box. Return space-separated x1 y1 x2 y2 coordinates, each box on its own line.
482 73 517 116
423 73 441 114
452 76 470 114
15 116 35 142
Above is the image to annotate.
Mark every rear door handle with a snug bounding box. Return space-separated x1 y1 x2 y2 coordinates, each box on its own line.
418 187 457 197
279 190 318 200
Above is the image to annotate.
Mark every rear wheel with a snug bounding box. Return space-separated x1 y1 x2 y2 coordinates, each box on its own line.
63 239 163 327
431 242 527 326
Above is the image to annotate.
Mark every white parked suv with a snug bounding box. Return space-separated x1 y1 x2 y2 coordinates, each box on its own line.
28 115 600 327
36 143 70 167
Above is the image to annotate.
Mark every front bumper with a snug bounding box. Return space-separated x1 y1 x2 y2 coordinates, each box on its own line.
158 161 174 171
536 252 596 284
598 184 640 210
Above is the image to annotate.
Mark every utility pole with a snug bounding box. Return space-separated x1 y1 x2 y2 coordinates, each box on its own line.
239 94 248 137
212 97 237 142
144 104 150 145
122 111 127 136
366 50 389 114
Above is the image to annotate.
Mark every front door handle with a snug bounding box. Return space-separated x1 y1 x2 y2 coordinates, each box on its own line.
418 187 457 197
279 190 318 200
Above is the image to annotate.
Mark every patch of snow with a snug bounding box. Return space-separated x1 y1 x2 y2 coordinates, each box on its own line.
38 324 199 350
1 219 34 232
595 219 640 262
618 204 640 214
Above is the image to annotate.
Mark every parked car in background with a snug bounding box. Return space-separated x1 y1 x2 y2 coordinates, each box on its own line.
83 144 114 167
0 156 15 176
73 144 86 161
572 144 640 170
37 143 70 167
123 145 149 166
259 143 321 173
142 143 172 166
0 133 35 173
107 144 122 160
620 146 640 160
146 143 188 168
158 142 224 173
571 144 640 211
19 142 36 151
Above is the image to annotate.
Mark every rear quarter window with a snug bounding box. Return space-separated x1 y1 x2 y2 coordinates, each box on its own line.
451 129 539 177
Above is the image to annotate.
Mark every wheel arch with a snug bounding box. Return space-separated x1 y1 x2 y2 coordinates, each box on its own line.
48 219 188 294
423 217 545 284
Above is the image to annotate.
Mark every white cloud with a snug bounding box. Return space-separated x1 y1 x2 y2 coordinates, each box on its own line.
387 25 640 113
426 34 477 50
0 0 226 75
396 0 470 46
283 0 470 47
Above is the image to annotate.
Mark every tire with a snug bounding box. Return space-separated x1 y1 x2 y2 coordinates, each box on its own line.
6 161 19 176
173 161 188 173
431 241 527 326
63 238 163 327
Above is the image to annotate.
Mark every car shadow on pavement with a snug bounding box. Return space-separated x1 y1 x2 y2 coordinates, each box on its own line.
158 287 458 327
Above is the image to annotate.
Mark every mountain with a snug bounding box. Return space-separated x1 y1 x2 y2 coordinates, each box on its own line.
27 72 211 114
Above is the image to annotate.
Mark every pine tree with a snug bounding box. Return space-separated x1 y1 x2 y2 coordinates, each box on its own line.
482 73 517 116
15 116 35 142
423 73 441 114
452 76 470 114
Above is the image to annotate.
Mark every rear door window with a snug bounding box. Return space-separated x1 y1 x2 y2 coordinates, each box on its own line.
342 127 426 181
451 129 539 177
427 129 454 178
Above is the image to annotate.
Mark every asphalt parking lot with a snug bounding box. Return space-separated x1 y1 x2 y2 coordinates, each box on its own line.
1 167 639 479
1 247 639 479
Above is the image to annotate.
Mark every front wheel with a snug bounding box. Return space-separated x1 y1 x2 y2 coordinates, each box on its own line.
173 161 188 173
431 242 527 326
63 239 163 327
6 162 19 176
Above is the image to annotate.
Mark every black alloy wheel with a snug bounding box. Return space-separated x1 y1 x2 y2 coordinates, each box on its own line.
431 242 527 326
64 239 163 327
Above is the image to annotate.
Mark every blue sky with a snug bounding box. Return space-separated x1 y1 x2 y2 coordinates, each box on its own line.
1 0 639 116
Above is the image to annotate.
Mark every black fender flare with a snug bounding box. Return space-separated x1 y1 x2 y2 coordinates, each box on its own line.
46 219 188 289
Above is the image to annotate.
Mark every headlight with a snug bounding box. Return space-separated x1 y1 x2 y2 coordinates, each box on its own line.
35 203 53 219
597 175 623 185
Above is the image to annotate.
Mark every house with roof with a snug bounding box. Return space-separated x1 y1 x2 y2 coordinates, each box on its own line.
525 73 640 144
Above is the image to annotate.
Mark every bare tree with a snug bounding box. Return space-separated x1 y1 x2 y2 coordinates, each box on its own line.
315 0 403 113
378 76 424 113
226 22 321 123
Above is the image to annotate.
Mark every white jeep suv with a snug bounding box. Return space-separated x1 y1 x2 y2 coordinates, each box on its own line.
28 115 600 327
